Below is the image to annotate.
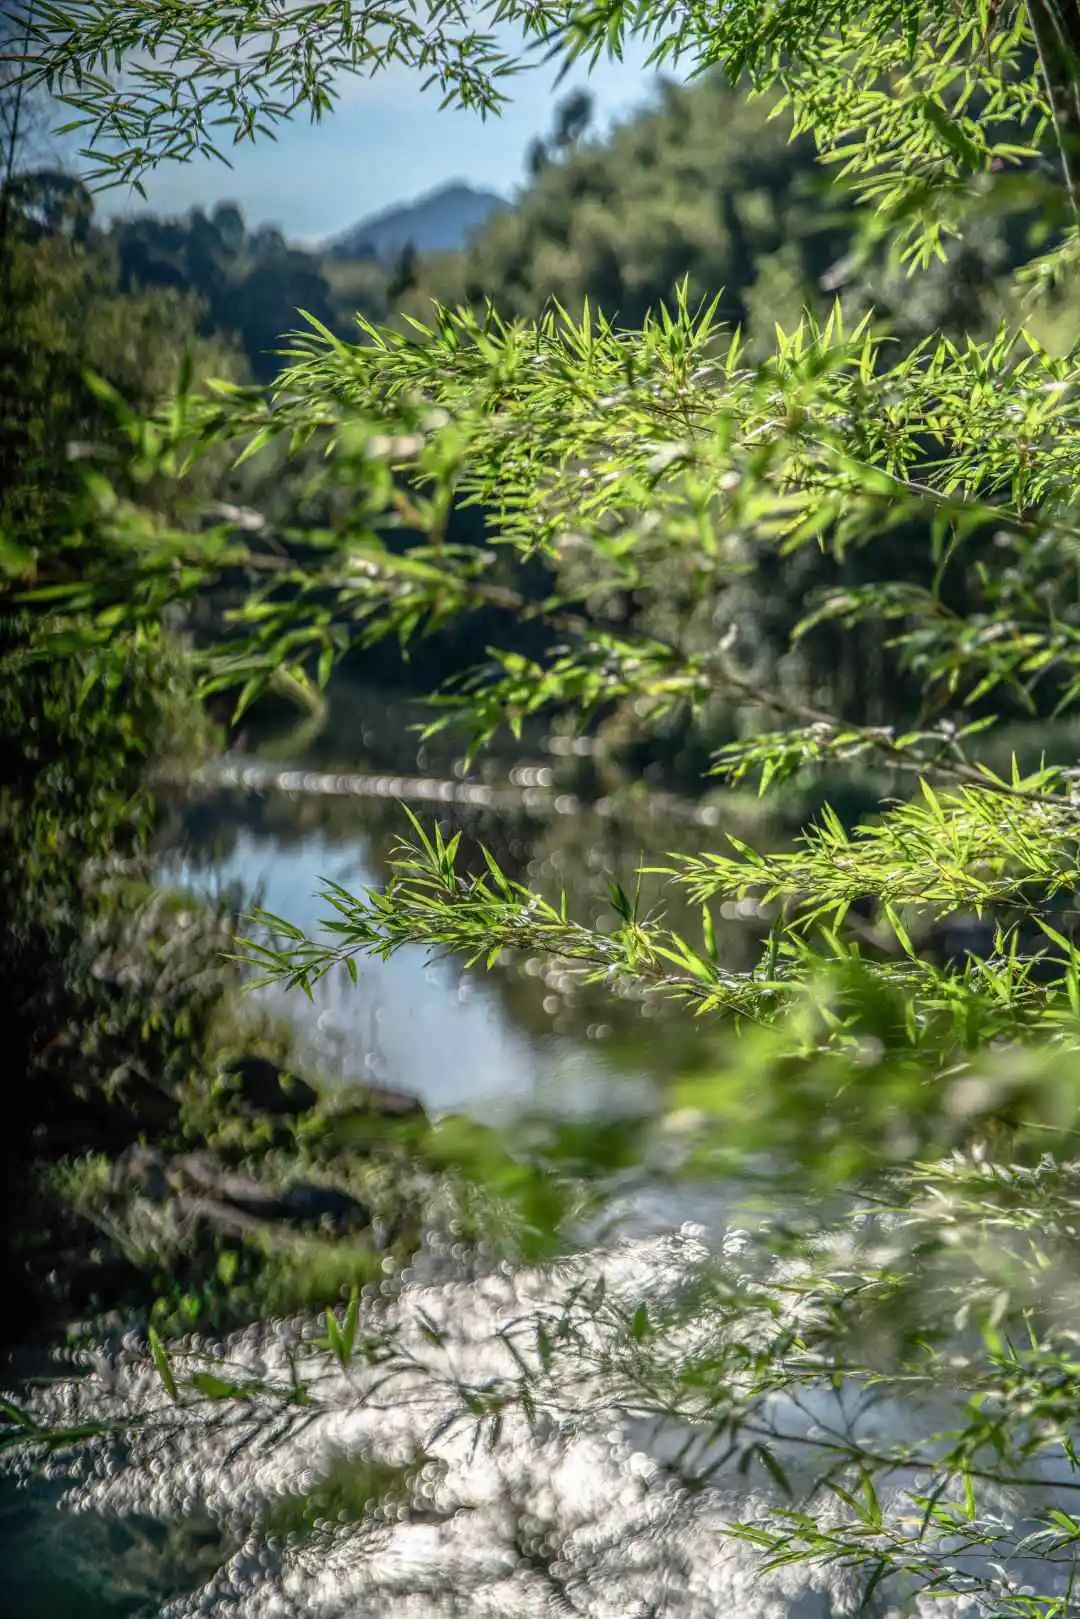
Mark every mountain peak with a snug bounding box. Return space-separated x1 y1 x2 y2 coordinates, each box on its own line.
328 181 506 262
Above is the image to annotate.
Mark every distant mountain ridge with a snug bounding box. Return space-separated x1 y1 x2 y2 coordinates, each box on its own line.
328 181 506 262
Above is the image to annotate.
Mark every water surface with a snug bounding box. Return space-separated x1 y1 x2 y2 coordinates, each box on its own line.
1 693 878 1619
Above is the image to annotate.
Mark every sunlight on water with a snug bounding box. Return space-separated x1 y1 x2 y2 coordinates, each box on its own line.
6 1218 1063 1619
9 789 1065 1619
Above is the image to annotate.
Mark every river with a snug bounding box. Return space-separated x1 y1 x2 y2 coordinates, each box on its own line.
0 690 1059 1619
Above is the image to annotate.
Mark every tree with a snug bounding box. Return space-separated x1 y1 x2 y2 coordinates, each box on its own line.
210 199 245 258
415 74 844 331
0 182 244 1324
552 87 593 151
11 4 1080 1613
106 202 340 380
3 167 93 242
387 239 419 302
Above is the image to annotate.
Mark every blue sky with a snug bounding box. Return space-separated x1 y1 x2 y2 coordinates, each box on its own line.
82 38 664 243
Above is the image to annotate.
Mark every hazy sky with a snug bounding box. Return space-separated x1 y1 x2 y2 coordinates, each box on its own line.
74 37 664 243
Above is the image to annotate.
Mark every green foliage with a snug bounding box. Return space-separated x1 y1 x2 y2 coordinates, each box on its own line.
18 0 1068 272
108 199 345 382
413 74 844 332
0 207 237 543
15 2 1080 1614
18 0 539 186
0 188 249 1339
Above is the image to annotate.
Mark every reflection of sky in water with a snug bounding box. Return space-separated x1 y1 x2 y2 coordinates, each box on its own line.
165 824 658 1121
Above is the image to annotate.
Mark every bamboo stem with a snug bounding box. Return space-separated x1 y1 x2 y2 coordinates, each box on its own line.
1028 0 1080 216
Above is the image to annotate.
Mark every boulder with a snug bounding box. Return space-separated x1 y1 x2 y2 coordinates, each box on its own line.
360 1082 423 1118
222 1056 318 1116
274 1181 371 1227
111 1144 170 1201
167 1153 370 1231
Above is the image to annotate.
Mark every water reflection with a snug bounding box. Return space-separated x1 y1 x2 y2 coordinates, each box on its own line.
159 758 758 1119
